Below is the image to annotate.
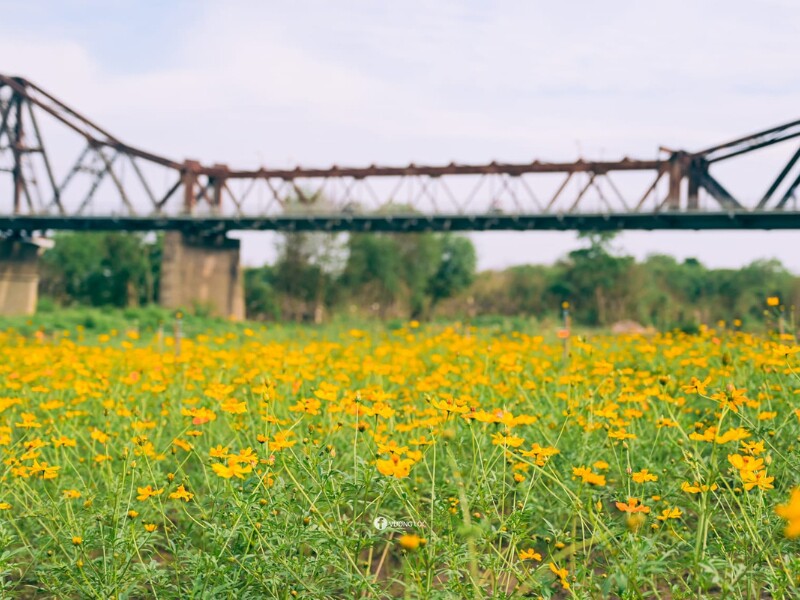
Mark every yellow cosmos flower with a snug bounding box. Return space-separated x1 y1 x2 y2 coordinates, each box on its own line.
397 534 425 551
431 396 470 415
209 444 229 459
549 563 570 590
376 455 415 479
711 385 749 413
615 497 650 514
270 430 296 451
632 469 658 483
741 470 774 492
776 488 800 538
90 428 110 444
656 507 682 521
572 466 606 486
211 459 253 480
682 376 711 395
518 548 542 561
136 485 164 501
491 432 524 448
220 400 247 414
169 484 194 502
681 481 718 494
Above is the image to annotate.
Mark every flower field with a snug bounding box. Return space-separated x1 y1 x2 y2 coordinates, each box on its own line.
0 321 799 598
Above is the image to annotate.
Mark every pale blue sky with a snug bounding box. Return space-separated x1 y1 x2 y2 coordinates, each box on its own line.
3 0 799 271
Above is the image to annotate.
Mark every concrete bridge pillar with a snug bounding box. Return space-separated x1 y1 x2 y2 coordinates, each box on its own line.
0 237 41 316
159 232 244 320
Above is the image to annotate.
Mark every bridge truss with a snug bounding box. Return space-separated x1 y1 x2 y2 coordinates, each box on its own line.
2 74 800 233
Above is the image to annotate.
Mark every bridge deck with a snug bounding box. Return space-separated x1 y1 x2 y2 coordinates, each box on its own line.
2 211 800 233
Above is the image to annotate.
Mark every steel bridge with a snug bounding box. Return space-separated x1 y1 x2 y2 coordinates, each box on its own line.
2 74 800 233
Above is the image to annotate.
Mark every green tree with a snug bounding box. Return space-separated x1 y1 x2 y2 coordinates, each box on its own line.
272 231 346 322
244 266 280 320
555 232 637 325
40 232 159 307
427 235 477 308
341 235 403 315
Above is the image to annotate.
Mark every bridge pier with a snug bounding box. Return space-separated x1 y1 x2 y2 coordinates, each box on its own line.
0 237 41 316
159 232 244 320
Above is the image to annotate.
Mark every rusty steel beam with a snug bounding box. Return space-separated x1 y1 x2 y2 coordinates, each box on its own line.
696 118 800 162
220 159 663 180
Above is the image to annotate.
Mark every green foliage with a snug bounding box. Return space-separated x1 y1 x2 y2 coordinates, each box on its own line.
271 231 345 321
427 235 477 307
555 233 638 325
31 230 799 330
244 266 280 320
436 234 799 330
341 232 445 318
40 232 161 307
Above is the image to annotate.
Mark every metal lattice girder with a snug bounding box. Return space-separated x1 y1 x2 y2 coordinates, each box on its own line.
2 72 800 230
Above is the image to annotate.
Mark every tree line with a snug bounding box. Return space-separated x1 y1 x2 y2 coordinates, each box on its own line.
37 231 798 330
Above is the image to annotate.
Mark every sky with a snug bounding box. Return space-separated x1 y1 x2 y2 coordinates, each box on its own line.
2 0 799 272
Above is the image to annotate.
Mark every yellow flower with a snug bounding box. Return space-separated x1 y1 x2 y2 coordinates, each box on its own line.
63 489 82 500
518 548 542 561
212 459 253 480
431 396 470 415
220 400 247 414
209 445 229 459
168 484 194 502
656 507 682 521
72 536 82 546
682 376 711 395
289 398 322 416
144 523 157 533
376 456 415 479
776 488 800 538
136 485 164 501
548 563 570 590
632 469 658 483
397 534 425 551
615 497 650 514
572 466 606 486
766 296 780 307
270 430 297 451
710 385 749 413
714 427 750 444
0 502 11 510
727 454 764 473
90 428 110 444
173 438 193 452
741 441 765 456
491 432 524 448
741 470 774 492
681 481 718 494
30 460 60 480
